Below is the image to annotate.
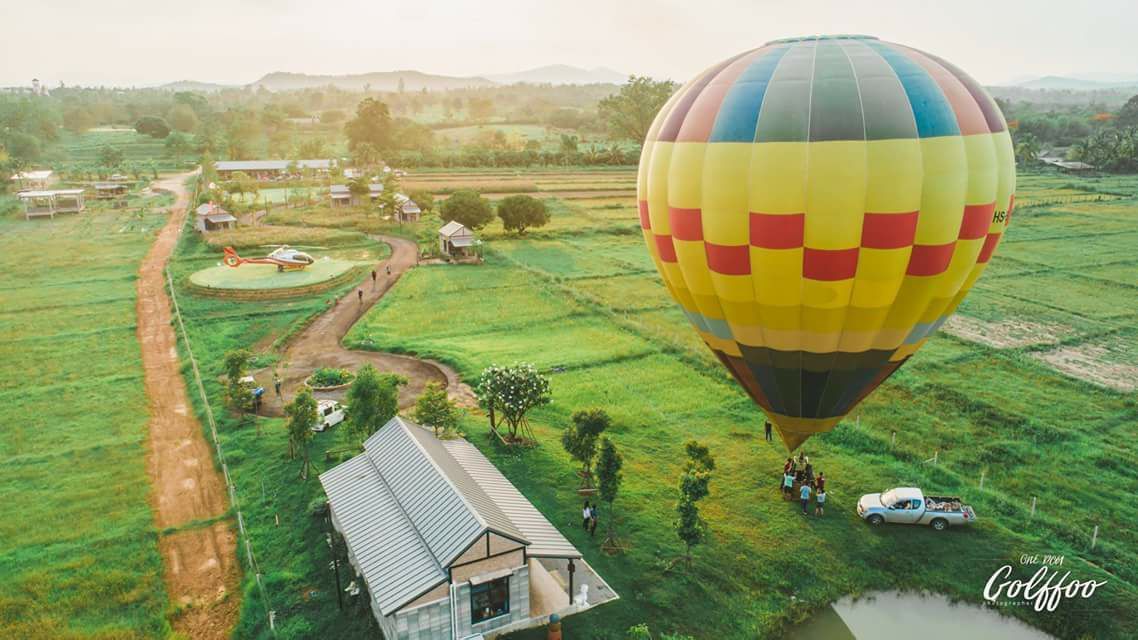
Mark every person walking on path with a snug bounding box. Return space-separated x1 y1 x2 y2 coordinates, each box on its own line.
589 509 598 537
272 372 281 398
357 288 364 305
799 482 812 515
371 269 377 289
385 265 391 276
582 501 591 529
764 421 772 442
815 489 827 517
815 471 826 493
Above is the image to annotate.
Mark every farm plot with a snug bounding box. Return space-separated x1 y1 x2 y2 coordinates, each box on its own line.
0 208 171 639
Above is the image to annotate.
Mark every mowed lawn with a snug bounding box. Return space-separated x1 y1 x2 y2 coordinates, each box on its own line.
0 206 170 638
341 172 1138 639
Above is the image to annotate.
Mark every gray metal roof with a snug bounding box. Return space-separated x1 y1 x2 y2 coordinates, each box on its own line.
320 453 447 614
439 220 473 237
442 438 581 559
329 184 351 196
321 417 581 614
214 159 332 171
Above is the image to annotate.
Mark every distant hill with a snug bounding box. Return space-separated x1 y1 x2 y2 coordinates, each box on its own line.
1007 75 1138 91
157 80 233 92
486 64 628 86
249 70 495 92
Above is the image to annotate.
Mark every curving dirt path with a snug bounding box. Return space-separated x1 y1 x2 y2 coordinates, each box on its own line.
139 171 240 639
255 233 476 416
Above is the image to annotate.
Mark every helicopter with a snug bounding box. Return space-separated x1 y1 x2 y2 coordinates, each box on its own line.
222 245 316 271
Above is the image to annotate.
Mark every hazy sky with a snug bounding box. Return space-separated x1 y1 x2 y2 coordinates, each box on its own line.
2 0 1136 88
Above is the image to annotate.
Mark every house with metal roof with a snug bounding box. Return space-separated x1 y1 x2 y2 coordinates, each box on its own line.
320 417 616 640
329 184 353 206
9 169 54 190
214 159 334 179
193 202 237 232
438 221 478 258
17 189 86 219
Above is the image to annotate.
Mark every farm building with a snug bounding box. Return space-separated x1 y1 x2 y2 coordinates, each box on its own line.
438 221 477 257
396 194 422 222
93 182 129 199
17 189 86 219
194 202 237 232
9 169 54 190
320 417 615 640
214 159 334 180
368 182 384 201
329 184 353 206
1041 157 1095 172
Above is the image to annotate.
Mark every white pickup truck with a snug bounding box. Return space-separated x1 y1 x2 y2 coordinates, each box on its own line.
312 399 345 432
857 487 976 531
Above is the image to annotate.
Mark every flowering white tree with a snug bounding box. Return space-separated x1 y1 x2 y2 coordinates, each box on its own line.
476 363 551 444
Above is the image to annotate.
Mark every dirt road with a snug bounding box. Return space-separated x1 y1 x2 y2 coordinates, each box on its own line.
257 234 475 416
138 171 239 639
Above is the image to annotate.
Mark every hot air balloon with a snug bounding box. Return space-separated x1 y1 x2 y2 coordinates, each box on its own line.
637 35 1015 450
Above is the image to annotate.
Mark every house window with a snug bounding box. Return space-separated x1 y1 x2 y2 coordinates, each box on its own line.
470 576 510 624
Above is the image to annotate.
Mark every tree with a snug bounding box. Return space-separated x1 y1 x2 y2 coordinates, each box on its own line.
1013 131 1042 167
165 131 192 162
97 145 124 168
344 364 406 447
440 189 494 230
285 388 318 479
351 142 383 176
673 441 715 569
598 76 677 142
62 106 96 133
497 194 550 235
561 408 611 489
475 363 551 444
596 436 623 548
1116 94 1138 129
167 103 199 133
321 109 346 124
135 115 171 139
222 349 254 413
413 382 460 437
344 98 393 153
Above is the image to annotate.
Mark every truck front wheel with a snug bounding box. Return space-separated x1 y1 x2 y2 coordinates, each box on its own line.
867 514 884 526
931 518 948 531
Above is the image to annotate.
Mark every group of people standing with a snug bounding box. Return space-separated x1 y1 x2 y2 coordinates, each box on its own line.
581 501 599 537
781 452 827 516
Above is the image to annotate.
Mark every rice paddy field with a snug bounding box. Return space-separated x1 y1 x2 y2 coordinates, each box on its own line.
0 203 171 638
57 128 190 172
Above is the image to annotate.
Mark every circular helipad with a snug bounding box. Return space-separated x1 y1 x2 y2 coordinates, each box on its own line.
188 258 362 298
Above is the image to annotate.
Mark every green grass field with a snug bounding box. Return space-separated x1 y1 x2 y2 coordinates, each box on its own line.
57 128 190 171
160 169 1138 639
0 205 170 638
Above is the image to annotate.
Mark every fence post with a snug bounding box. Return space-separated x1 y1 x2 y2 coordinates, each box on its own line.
891 431 896 448
979 469 986 490
855 414 860 429
1091 525 1099 550
933 450 938 465
1030 496 1037 518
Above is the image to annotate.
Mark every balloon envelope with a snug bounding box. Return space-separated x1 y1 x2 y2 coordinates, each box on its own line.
637 35 1015 450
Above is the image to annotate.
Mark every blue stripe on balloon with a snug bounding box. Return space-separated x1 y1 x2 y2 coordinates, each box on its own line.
864 41 959 138
708 45 790 142
683 308 734 341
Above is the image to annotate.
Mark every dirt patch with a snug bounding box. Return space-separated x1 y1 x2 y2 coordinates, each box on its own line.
1032 344 1138 392
140 171 239 639
942 315 1077 349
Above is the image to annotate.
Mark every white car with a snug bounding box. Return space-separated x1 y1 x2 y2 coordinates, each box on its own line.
313 399 345 432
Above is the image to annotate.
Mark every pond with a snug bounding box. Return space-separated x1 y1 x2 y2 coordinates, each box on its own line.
783 591 1054 640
